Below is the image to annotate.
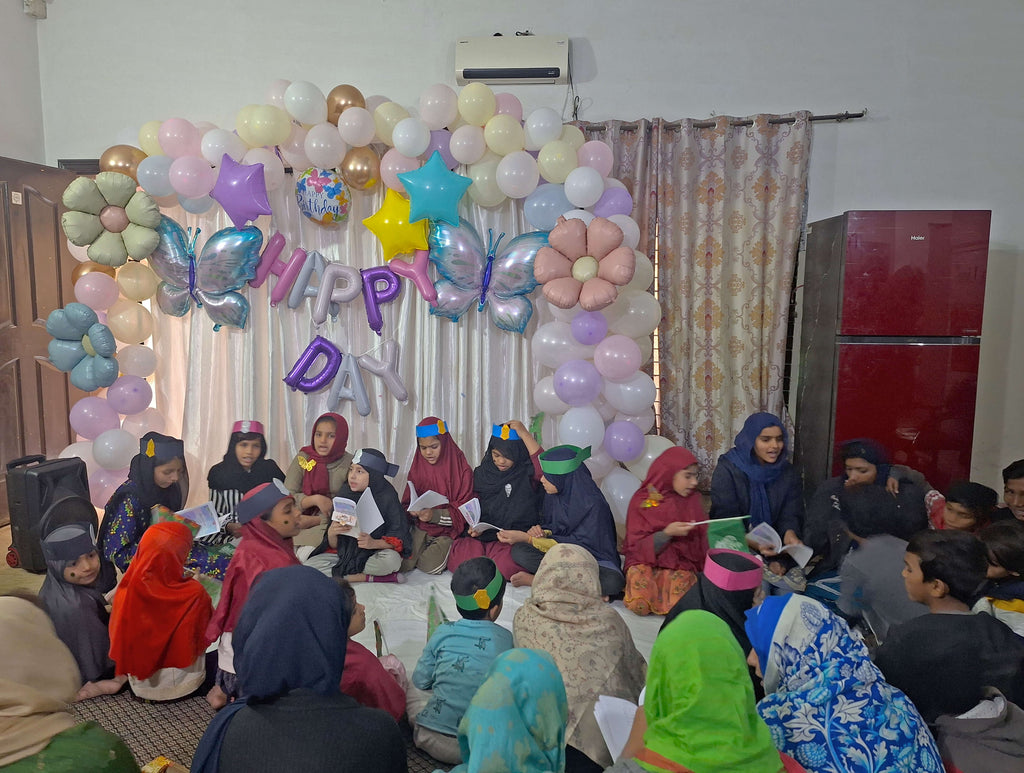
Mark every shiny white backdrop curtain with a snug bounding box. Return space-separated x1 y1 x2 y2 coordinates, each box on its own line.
152 184 546 505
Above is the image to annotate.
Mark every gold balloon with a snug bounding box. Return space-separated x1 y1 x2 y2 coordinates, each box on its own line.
99 144 148 182
327 84 366 125
72 260 117 283
340 146 380 191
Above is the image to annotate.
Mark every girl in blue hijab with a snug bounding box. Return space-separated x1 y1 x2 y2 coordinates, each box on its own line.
711 412 804 546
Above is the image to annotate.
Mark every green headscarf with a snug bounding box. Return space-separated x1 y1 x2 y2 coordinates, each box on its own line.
641 610 782 773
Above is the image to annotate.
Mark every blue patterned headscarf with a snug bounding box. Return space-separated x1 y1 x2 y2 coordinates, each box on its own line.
745 596 942 773
724 413 788 528
449 648 568 773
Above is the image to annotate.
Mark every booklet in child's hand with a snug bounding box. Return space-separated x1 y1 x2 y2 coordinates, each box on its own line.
331 497 359 535
151 502 221 540
747 522 813 567
457 498 499 532
406 482 449 511
594 695 639 762
331 492 385 537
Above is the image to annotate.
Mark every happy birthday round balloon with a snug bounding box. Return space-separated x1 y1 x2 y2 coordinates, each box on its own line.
295 167 351 227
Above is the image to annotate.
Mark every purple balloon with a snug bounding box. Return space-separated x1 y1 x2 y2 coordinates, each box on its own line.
105 375 153 416
553 359 603 407
592 187 634 219
604 420 645 462
426 130 458 170
571 310 608 345
69 396 120 439
209 154 273 229
284 335 342 392
361 266 402 336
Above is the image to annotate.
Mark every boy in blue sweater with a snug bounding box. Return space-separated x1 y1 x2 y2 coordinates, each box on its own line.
408 557 513 765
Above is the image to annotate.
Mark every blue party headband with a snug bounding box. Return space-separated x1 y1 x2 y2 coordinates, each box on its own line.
416 419 448 438
492 423 519 441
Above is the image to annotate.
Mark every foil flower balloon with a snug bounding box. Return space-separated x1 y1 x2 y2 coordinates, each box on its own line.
428 218 548 335
60 172 161 267
533 216 636 311
45 302 119 392
148 216 262 331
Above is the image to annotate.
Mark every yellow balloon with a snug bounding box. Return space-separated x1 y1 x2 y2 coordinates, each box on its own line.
235 104 261 147
116 261 159 301
138 121 164 157
247 105 292 147
457 82 496 126
107 299 154 344
560 124 585 151
537 140 577 184
483 114 525 156
467 156 506 208
362 188 428 260
373 102 410 146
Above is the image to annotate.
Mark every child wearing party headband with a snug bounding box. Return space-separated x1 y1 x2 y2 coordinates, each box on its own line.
204 420 285 546
307 448 411 583
448 420 544 580
499 444 625 597
408 557 513 765
401 417 475 575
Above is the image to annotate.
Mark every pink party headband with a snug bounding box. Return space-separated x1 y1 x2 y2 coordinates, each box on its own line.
703 549 763 591
233 420 265 435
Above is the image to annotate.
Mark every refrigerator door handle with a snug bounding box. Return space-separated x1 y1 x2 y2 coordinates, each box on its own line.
836 336 981 345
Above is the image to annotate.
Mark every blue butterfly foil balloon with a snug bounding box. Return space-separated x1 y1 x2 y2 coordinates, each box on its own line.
428 219 548 335
148 216 263 331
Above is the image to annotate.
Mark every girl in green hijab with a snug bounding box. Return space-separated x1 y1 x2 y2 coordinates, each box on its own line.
608 610 795 773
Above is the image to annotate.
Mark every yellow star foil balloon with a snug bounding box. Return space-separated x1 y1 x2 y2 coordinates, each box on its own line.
362 188 429 260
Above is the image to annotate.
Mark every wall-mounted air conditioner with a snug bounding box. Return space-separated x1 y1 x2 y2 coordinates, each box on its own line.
455 35 569 85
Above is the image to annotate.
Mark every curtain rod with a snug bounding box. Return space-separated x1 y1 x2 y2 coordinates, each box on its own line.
576 109 867 132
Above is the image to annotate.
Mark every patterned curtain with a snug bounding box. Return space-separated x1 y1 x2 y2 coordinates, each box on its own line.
582 113 812 483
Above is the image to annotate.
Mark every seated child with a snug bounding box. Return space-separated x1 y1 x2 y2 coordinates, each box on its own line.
205 480 301 707
622 446 708 615
499 444 624 597
400 417 474 575
284 412 353 547
994 459 1024 523
204 420 285 546
336 579 406 722
448 420 543 580
875 530 1024 722
100 432 229 578
38 495 125 701
926 480 998 532
974 519 1024 637
108 521 214 702
408 557 514 765
307 448 410 583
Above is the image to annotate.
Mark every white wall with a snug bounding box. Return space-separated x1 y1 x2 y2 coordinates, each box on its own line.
33 0 1024 489
0 0 44 163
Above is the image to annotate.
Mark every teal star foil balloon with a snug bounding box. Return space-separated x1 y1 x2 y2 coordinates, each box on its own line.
398 151 472 226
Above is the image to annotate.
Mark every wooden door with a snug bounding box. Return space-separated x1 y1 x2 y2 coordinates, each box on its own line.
0 156 87 523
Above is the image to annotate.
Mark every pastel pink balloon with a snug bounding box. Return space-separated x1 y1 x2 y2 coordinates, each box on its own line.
158 117 201 159
577 140 614 177
69 396 120 439
594 334 643 382
380 148 420 193
169 155 217 198
494 92 523 121
105 375 153 416
74 273 119 311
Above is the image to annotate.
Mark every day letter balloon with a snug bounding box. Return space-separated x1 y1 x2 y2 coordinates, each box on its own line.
284 336 342 392
357 340 408 401
327 353 371 416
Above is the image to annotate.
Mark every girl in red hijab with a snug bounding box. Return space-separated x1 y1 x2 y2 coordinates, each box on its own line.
284 412 354 549
400 417 476 575
108 521 213 701
622 447 708 616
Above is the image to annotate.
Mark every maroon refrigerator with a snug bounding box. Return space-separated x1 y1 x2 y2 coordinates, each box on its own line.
795 210 990 497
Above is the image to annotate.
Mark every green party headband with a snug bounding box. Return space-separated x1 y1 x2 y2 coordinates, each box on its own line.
416 419 448 438
539 445 592 476
453 566 505 611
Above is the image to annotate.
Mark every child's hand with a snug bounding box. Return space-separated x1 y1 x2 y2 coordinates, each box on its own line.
328 521 350 536
663 521 698 538
357 533 386 550
527 524 545 538
224 522 242 538
497 529 530 544
506 419 529 435
410 509 433 523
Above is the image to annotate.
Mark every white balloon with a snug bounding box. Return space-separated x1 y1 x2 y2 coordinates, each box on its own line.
121 407 166 439
562 209 596 227
496 151 540 199
59 440 97 476
609 214 641 249
533 376 570 415
557 406 606 449
304 122 348 169
338 107 376 147
284 81 327 125
118 344 157 378
628 250 655 291
592 395 619 423
266 78 291 108
634 335 654 366
547 302 581 323
563 166 606 209
603 177 627 191
600 468 642 524
419 83 459 131
625 435 676 480
531 321 596 369
614 407 656 434
584 447 617 480
92 428 138 471
201 128 247 165
449 125 487 165
524 107 562 151
243 148 286 191
603 371 657 414
391 117 431 158
609 288 662 338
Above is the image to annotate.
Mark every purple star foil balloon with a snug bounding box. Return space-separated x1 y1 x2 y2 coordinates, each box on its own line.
210 154 273 229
